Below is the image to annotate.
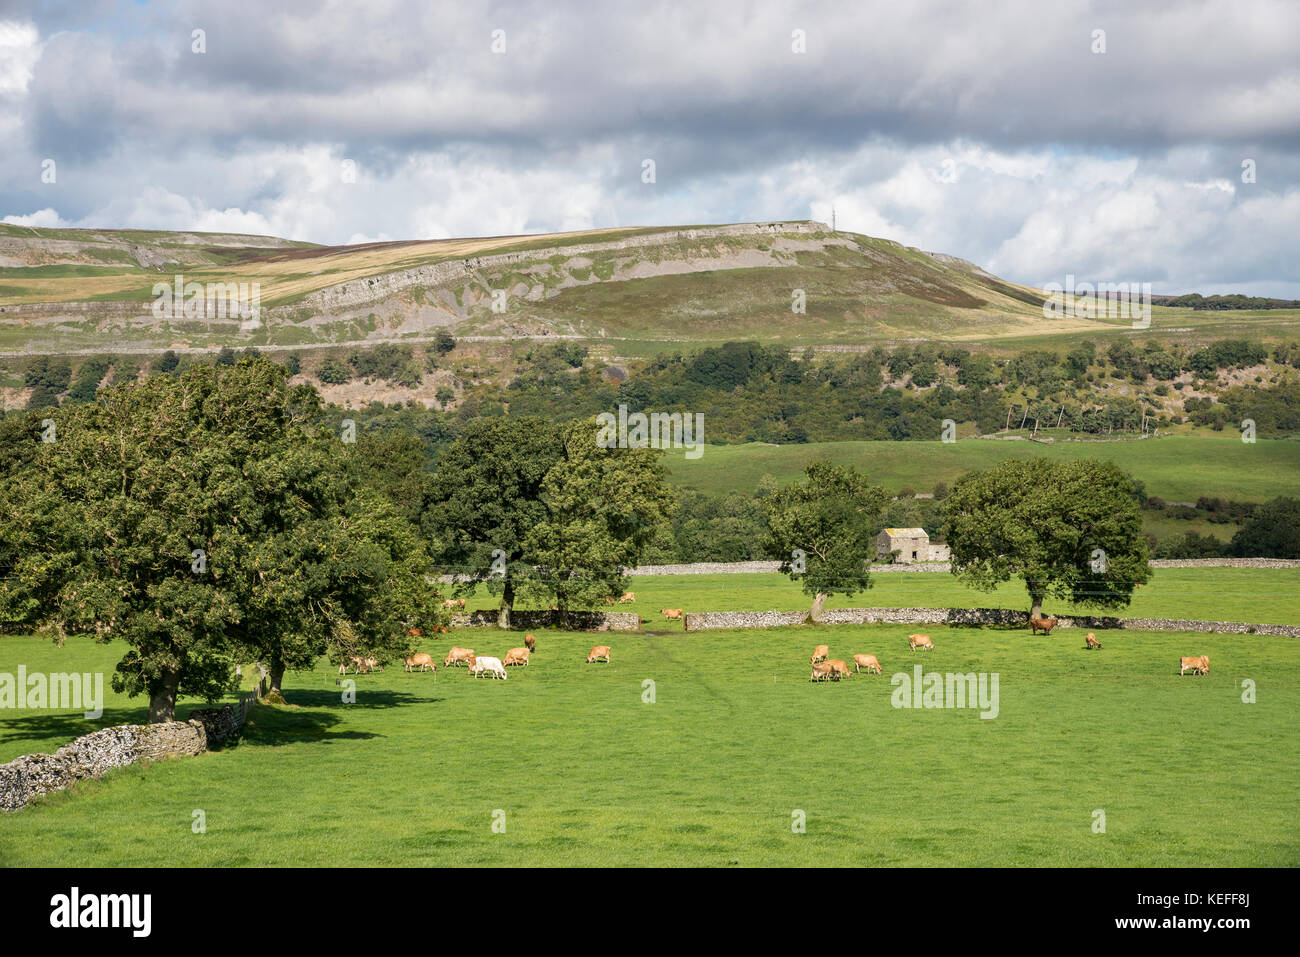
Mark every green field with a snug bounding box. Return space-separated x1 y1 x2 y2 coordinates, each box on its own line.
663 436 1300 504
479 567 1300 627
1 621 1296 866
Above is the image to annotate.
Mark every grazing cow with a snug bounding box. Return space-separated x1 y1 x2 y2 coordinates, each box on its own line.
810 644 830 664
587 645 611 663
468 655 507 680
908 634 934 651
524 633 536 653
1180 655 1210 676
827 659 852 680
363 657 383 673
404 653 436 672
853 654 882 674
441 598 466 610
661 609 683 621
443 646 475 668
618 592 635 603
407 628 423 638
605 596 617 604
1029 616 1058 636
1085 633 1102 650
810 661 836 682
338 656 365 675
503 647 530 667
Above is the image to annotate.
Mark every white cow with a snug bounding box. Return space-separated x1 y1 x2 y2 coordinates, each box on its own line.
468 655 508 680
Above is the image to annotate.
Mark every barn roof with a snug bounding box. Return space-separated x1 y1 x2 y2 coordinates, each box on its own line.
882 527 928 538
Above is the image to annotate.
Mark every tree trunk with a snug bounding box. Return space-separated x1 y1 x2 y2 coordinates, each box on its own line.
497 579 515 629
147 666 181 724
810 591 828 622
268 656 285 695
1029 591 1044 621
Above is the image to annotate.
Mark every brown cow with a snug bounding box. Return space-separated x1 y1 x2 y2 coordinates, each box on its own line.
810 644 830 664
338 656 365 675
407 628 423 638
618 592 635 603
1085 633 1102 650
587 645 611 663
604 596 617 604
853 654 882 674
1030 616 1058 636
908 634 934 651
441 598 466 610
524 633 536 653
503 648 530 667
362 657 383 673
404 653 436 672
827 659 852 680
810 661 836 682
1180 655 1210 676
443 646 475 668
661 609 683 620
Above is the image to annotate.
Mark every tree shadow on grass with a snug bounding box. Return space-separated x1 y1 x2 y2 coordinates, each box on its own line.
0 708 146 750
240 706 374 747
282 689 444 709
239 688 445 747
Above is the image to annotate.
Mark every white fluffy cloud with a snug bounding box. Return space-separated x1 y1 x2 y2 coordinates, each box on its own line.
1 1 1297 296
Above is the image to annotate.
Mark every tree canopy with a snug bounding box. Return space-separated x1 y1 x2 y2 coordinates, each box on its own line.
942 458 1151 619
0 358 442 720
524 418 676 616
425 416 565 626
763 460 889 619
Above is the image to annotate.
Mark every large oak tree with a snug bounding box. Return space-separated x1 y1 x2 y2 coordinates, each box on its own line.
524 418 676 617
425 416 565 627
942 457 1151 620
0 358 440 720
763 460 889 620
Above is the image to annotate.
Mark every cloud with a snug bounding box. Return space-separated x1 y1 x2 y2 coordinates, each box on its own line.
2 207 68 228
0 20 40 96
0 1 1297 295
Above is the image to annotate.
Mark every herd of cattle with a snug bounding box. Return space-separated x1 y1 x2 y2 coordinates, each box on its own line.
805 622 1210 682
336 631 616 681
337 609 1213 683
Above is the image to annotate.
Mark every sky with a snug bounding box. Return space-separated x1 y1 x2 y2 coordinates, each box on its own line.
1 0 1298 296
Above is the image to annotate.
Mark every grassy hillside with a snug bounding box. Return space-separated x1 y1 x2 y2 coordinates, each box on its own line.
662 436 1300 504
13 220 1291 357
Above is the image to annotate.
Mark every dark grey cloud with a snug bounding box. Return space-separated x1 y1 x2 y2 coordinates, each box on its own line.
2 0 1298 295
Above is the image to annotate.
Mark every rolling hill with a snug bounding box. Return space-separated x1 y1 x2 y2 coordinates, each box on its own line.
6 219 1265 359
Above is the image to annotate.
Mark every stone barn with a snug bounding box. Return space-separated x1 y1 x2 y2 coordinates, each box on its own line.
876 527 950 564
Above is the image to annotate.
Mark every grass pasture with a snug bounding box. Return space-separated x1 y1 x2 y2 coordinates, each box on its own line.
1 623 1296 867
557 567 1300 626
662 436 1300 505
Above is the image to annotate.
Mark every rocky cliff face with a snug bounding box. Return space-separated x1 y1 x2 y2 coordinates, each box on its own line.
296 221 836 324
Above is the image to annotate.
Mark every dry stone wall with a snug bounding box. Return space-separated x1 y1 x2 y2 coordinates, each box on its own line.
451 609 641 632
683 606 1300 636
0 719 207 812
1 701 248 812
